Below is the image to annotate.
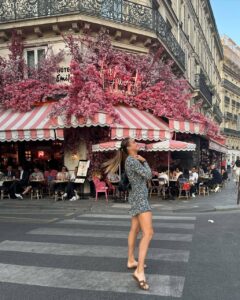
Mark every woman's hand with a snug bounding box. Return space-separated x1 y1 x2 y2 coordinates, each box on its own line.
135 155 146 163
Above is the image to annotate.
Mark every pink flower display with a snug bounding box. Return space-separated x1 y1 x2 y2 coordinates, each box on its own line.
0 30 223 141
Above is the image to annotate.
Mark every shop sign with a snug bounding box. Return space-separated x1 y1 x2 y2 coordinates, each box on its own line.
100 67 142 95
56 67 70 83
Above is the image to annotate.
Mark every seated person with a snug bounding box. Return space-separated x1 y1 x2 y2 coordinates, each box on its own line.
4 165 16 178
53 166 70 194
44 168 58 182
105 172 119 195
174 167 183 180
208 164 222 192
189 167 199 197
56 166 70 181
9 166 29 199
198 166 205 177
62 167 80 201
158 170 169 184
22 167 44 195
221 167 228 181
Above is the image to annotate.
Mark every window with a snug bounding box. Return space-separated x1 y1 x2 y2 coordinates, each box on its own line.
25 47 47 69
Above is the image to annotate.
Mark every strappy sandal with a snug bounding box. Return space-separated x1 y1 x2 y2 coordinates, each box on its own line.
132 274 150 291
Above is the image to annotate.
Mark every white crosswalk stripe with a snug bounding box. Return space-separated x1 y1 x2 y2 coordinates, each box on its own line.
59 219 195 229
0 213 196 298
0 263 185 297
28 227 193 241
0 240 190 262
79 214 196 221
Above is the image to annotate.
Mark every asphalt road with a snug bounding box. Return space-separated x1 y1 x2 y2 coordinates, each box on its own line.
0 203 239 300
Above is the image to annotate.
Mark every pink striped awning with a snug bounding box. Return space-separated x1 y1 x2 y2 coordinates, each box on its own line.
111 106 171 141
209 139 228 154
51 111 113 128
92 141 146 152
146 140 196 152
169 119 206 135
0 104 59 142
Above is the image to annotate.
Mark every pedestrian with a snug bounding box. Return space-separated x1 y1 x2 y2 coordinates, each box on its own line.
227 159 231 174
233 157 240 184
103 138 153 291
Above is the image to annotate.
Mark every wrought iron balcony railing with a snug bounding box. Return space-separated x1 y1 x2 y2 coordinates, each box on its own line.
223 128 240 138
213 104 223 123
222 79 240 97
194 73 213 106
0 0 185 69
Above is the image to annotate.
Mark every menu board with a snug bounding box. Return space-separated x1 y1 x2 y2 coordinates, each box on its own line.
75 160 90 183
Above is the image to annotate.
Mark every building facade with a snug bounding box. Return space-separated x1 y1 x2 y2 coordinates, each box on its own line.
0 0 224 169
161 0 223 123
221 36 240 162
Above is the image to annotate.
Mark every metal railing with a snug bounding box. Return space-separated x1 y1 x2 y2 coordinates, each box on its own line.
194 73 213 106
0 0 185 68
213 104 223 122
223 128 240 138
222 79 240 97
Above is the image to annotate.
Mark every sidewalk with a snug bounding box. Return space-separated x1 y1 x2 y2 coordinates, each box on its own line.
107 179 240 214
0 180 238 215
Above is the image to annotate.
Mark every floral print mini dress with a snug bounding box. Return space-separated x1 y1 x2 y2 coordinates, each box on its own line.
125 156 152 216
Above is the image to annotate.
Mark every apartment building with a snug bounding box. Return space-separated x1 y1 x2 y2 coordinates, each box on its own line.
221 36 240 161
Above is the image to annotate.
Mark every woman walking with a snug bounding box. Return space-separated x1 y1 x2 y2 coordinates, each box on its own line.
103 138 153 291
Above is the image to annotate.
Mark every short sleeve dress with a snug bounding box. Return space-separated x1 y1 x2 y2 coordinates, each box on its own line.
125 156 152 216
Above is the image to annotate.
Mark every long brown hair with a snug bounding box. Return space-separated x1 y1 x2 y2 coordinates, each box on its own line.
102 138 131 174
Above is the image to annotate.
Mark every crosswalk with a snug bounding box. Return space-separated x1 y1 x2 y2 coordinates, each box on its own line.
0 213 196 299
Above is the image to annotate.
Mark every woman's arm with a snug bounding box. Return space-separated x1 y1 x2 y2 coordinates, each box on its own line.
128 158 152 180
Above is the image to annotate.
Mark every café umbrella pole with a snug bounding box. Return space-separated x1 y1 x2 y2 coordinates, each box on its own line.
168 151 170 186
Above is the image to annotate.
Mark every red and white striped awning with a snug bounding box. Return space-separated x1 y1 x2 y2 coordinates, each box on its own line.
209 139 228 154
51 111 113 128
146 140 196 152
169 119 206 135
0 104 171 143
111 106 171 141
0 104 59 142
92 141 146 152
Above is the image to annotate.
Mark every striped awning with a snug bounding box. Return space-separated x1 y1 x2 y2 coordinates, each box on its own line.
111 106 171 141
0 104 58 142
0 104 171 143
51 111 113 128
146 140 196 152
92 141 146 152
169 119 206 135
209 139 228 154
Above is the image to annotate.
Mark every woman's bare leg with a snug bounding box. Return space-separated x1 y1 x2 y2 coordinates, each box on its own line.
134 211 154 283
127 216 140 266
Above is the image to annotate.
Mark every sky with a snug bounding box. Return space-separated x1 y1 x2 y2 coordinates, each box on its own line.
210 0 240 45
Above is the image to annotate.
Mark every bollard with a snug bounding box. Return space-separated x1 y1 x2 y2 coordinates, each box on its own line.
238 175 240 205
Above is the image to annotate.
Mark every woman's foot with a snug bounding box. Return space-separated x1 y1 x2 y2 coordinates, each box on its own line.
127 260 147 269
132 270 149 291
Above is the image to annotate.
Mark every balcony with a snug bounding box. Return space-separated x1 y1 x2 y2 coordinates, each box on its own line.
194 73 213 107
222 79 240 97
0 0 185 69
225 112 233 120
223 128 240 138
213 104 223 123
